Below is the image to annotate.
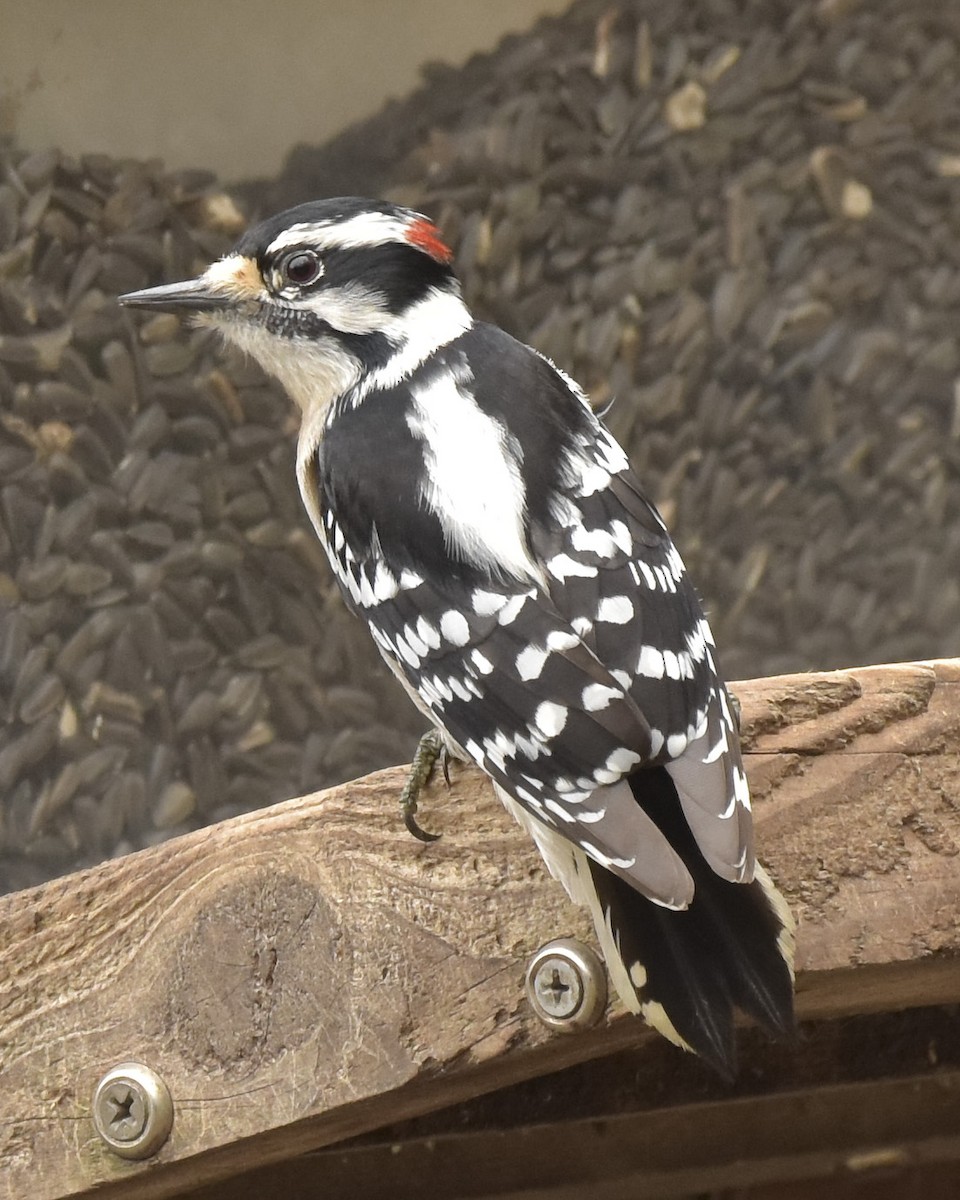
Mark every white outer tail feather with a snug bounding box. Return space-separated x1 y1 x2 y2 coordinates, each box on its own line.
495 782 796 1055
495 783 693 1052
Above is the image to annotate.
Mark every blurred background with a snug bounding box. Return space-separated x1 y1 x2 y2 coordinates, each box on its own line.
2 0 959 894
1 0 570 180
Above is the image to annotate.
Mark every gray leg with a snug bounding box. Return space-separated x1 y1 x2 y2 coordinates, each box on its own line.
399 728 448 842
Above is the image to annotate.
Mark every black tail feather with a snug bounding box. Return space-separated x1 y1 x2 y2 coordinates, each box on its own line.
588 767 794 1078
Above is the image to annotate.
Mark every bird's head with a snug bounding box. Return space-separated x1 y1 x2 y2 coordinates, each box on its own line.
119 197 470 414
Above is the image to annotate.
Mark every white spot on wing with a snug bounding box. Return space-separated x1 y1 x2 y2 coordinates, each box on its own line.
373 564 398 601
470 648 494 674
516 786 545 812
547 553 596 581
393 633 420 668
666 545 686 581
497 592 531 625
440 610 471 646
582 683 621 712
472 589 508 616
575 462 611 496
341 570 361 605
516 645 549 681
571 525 619 557
609 520 632 554
576 806 606 823
596 595 634 624
605 747 641 773
579 840 636 870
590 767 620 784
546 630 579 651
416 615 440 649
533 701 568 737
596 428 629 473
735 764 751 811
629 961 648 987
544 798 577 823
404 624 428 657
686 623 707 662
357 571 375 608
447 675 477 701
666 732 687 757
637 561 657 589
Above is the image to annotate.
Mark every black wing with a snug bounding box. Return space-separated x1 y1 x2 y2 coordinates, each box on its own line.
306 325 751 905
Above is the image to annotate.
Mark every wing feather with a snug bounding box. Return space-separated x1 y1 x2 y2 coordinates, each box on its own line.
309 325 752 899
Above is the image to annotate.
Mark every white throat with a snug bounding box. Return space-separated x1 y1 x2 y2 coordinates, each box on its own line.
213 315 363 419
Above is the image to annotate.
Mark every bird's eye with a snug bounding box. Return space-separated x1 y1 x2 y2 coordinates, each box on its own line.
281 250 323 288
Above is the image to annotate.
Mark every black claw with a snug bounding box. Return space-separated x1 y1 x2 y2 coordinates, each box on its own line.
440 746 452 788
404 808 442 843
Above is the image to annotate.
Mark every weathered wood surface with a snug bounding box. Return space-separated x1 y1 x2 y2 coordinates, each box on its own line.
192 1064 960 1200
1 660 959 1200
185 1000 960 1199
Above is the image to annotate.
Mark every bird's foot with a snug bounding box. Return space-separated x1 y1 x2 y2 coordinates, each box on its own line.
400 728 450 842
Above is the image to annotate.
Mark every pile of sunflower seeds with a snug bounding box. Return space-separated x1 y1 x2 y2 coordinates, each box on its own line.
257 0 960 683
5 0 960 890
0 144 420 892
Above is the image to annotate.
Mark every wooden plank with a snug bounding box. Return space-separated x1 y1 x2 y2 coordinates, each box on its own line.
186 1067 960 1200
1 660 960 1199
183 1000 960 1199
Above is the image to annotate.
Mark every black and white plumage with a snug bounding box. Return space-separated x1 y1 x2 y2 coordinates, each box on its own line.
119 197 795 1076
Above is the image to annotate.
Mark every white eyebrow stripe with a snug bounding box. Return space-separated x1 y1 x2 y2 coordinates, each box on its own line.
266 213 416 257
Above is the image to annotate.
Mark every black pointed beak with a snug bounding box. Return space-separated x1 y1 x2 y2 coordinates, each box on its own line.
118 277 226 313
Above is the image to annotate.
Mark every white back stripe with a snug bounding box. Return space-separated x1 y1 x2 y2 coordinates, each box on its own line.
406 365 540 583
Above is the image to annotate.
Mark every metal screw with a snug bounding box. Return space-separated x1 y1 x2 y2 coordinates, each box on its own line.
525 938 608 1033
93 1062 173 1160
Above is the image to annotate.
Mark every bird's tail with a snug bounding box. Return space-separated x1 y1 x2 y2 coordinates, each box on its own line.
585 768 795 1078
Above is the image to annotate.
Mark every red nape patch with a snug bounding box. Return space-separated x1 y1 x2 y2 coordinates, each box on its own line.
405 218 453 264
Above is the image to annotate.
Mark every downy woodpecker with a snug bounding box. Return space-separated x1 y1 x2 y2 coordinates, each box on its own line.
120 198 795 1076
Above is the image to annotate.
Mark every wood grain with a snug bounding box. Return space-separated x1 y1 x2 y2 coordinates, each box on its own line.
192 1066 960 1200
1 660 959 1199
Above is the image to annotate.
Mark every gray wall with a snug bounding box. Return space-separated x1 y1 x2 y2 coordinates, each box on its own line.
1 0 568 181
